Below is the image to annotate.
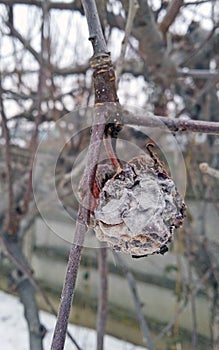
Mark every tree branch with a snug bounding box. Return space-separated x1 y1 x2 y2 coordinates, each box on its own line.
199 163 219 179
180 23 219 67
81 0 108 56
5 20 41 62
51 1 120 348
0 231 44 350
0 0 82 11
133 0 176 85
116 0 139 83
114 253 155 350
0 74 16 234
159 0 184 34
96 247 108 350
124 110 219 134
177 68 219 79
155 269 211 342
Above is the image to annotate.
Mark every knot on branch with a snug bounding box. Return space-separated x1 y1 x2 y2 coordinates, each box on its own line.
90 55 119 105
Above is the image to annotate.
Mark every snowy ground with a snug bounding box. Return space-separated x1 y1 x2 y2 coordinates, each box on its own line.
0 291 146 350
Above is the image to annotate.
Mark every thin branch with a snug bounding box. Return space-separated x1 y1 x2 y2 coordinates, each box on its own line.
0 75 15 234
155 270 211 342
51 116 106 350
96 247 108 350
20 1 49 215
114 253 155 350
180 23 219 67
50 220 85 350
81 0 108 56
132 0 177 84
177 68 219 79
0 225 83 350
199 163 219 179
0 231 44 350
186 241 198 349
159 0 184 34
51 2 120 348
5 19 41 62
183 0 214 6
0 0 82 11
124 110 219 134
116 0 139 83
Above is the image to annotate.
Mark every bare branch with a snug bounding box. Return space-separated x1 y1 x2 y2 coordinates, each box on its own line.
159 0 184 34
199 163 219 179
81 0 108 56
0 0 82 11
96 247 108 350
180 23 219 67
177 68 219 79
0 231 44 350
20 1 49 215
50 122 105 349
116 0 139 82
0 76 15 234
51 1 121 348
155 270 211 342
183 0 214 6
124 110 219 135
133 0 177 85
114 253 155 350
5 20 41 62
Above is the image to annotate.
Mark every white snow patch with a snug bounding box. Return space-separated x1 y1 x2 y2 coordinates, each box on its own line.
0 291 147 350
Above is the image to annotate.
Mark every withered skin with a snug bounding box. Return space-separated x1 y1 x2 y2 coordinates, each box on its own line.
94 155 186 257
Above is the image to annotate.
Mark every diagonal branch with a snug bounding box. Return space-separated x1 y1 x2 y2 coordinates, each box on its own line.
133 0 176 84
180 23 219 67
5 19 41 62
114 253 155 350
116 0 139 83
0 230 44 349
159 0 184 35
199 163 219 179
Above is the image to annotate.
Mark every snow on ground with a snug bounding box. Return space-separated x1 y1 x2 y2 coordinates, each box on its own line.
0 291 146 350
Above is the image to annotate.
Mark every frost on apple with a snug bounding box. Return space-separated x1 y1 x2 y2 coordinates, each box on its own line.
94 154 186 258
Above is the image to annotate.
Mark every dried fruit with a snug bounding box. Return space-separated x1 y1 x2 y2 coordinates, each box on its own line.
94 154 185 257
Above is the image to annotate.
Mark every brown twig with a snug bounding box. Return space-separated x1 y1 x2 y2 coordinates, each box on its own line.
20 1 48 216
0 75 15 234
96 247 108 350
51 1 120 349
114 253 155 350
125 110 219 134
159 0 184 34
199 163 219 179
51 118 106 350
180 23 219 67
116 0 139 83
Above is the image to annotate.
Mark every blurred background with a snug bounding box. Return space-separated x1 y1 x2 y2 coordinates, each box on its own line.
0 1 219 349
